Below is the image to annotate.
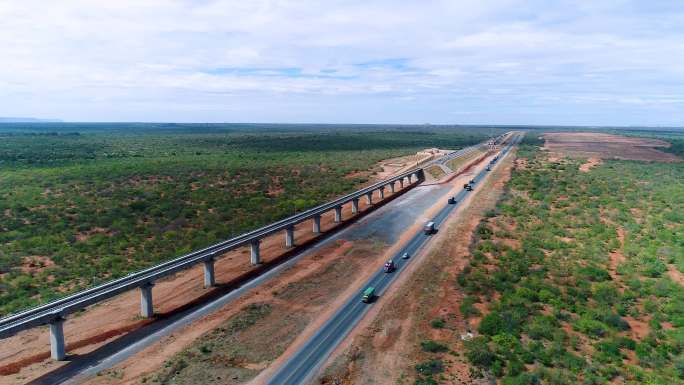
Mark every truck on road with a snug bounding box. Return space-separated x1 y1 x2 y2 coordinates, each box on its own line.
362 287 375 303
423 221 436 234
384 259 396 273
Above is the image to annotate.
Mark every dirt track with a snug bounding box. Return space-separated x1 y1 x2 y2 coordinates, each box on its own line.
543 132 680 162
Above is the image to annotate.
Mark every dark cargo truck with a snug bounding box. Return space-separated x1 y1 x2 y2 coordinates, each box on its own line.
383 259 396 273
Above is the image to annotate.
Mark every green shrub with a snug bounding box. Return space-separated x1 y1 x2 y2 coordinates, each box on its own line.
478 309 525 336
502 373 541 385
429 318 445 329
415 359 444 375
643 259 668 278
603 313 631 331
573 318 608 338
420 340 448 353
578 265 611 282
459 296 481 318
675 358 684 379
592 282 620 305
507 357 525 376
413 377 438 385
525 316 558 340
465 336 496 368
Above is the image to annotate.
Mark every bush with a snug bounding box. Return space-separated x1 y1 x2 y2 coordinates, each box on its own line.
502 373 541 385
429 318 445 329
573 318 608 338
477 224 494 240
460 296 481 318
415 359 444 375
413 377 438 385
578 266 611 282
675 358 684 379
592 282 620 305
604 313 631 331
465 336 496 368
478 309 525 336
643 259 668 278
507 358 525 376
420 340 448 353
525 316 558 340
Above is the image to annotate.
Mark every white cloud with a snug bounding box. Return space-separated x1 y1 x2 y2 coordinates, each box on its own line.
0 0 683 124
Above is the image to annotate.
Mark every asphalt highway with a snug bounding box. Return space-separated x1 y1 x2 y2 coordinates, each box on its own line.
265 134 520 385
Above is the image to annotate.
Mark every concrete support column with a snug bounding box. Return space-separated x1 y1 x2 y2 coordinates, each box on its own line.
250 240 261 265
334 206 342 223
203 258 216 288
408 174 413 183
285 226 295 248
351 198 360 214
140 282 154 318
366 192 373 205
399 179 404 188
49 316 66 361
312 214 322 233
379 187 385 199
390 182 396 193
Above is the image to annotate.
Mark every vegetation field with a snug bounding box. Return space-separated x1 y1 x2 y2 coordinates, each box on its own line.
434 135 684 384
0 123 504 316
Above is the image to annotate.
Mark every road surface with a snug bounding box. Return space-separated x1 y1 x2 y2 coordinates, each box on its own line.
264 134 520 385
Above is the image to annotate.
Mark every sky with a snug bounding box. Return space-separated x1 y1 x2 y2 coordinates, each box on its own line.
1 0 683 125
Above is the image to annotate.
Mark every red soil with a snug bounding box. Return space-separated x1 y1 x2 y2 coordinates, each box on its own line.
0 178 418 383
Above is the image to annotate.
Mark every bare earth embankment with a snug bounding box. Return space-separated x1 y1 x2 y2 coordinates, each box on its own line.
543 132 680 163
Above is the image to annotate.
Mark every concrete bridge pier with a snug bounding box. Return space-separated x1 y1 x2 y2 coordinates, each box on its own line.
408 174 413 183
312 214 322 233
140 282 155 318
285 225 295 247
203 258 216 288
366 192 373 205
334 206 342 223
399 179 404 189
351 198 359 214
250 240 261 265
390 182 396 193
49 316 66 360
379 187 385 199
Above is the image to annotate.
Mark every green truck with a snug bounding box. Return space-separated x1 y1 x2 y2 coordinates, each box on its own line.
362 287 375 303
